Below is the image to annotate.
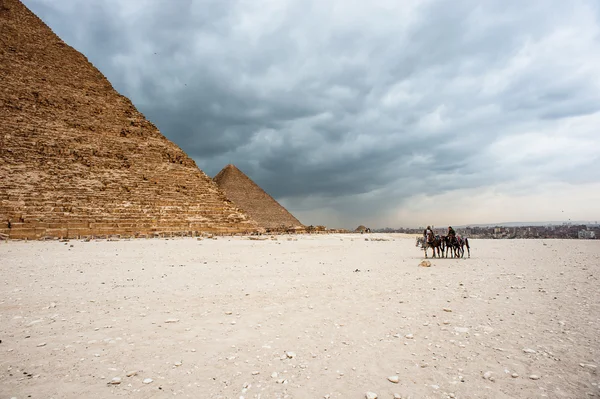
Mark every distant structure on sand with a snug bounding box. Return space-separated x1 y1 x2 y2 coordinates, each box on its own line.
0 0 258 239
214 165 304 232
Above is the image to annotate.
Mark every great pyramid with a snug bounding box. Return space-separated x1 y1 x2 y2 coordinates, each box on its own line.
213 164 303 231
0 0 258 239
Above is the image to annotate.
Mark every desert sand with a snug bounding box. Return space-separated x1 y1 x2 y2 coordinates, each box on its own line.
1 234 598 399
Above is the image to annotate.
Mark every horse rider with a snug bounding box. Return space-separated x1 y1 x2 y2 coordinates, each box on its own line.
424 225 433 243
448 226 457 242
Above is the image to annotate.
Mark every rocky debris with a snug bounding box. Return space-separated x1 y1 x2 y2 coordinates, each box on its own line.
483 371 495 381
109 377 121 385
365 392 378 399
511 373 519 378
419 260 432 267
443 308 452 312
405 334 414 339
164 318 179 323
529 374 541 380
387 375 399 383
285 351 296 359
143 378 153 384
126 371 138 377
36 343 46 347
579 363 597 370
523 348 537 354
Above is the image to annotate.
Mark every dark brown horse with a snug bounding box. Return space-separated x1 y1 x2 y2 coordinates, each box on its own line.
444 235 470 258
424 235 444 258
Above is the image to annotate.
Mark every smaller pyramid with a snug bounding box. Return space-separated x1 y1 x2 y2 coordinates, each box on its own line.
214 165 303 231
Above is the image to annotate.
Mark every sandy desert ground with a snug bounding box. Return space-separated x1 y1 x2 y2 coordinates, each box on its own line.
1 234 599 399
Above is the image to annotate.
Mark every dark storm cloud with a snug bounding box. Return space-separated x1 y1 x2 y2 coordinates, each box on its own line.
23 0 600 227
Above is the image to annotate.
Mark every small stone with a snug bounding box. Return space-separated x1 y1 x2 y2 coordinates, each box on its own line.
523 348 536 354
174 362 182 367
393 394 402 399
529 374 540 380
271 372 278 378
252 371 260 375
37 343 46 347
286 351 296 359
126 371 138 377
143 378 153 384
511 373 519 378
405 334 414 339
483 371 493 380
164 319 179 323
225 311 233 315
443 308 452 312
109 377 121 385
365 392 378 399
419 260 431 267
387 375 399 383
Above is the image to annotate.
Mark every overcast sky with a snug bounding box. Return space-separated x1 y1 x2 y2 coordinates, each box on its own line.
24 0 600 229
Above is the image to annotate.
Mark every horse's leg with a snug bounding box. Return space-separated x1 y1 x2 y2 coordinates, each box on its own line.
466 239 470 258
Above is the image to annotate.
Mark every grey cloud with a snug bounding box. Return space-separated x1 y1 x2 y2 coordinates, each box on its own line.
23 0 600 228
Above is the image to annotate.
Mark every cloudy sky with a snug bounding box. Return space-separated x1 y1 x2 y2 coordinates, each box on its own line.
24 0 600 229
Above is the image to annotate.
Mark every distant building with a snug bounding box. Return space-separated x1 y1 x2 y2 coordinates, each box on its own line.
578 230 596 239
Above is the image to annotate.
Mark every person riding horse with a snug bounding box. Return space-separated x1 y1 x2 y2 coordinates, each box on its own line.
448 226 456 241
424 226 433 243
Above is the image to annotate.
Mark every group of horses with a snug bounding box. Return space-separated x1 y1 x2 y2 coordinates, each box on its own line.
416 234 470 258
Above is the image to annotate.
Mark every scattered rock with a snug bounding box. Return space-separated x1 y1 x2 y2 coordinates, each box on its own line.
511 373 519 378
523 348 536 354
143 378 153 384
405 334 414 339
109 377 121 385
286 351 296 359
443 308 452 312
252 371 260 375
529 374 541 380
483 371 494 381
419 260 431 267
37 343 46 347
365 392 378 399
164 319 179 323
387 375 399 383
126 371 138 377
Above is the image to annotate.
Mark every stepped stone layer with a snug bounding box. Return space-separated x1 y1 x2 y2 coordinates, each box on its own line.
213 164 303 231
0 0 258 239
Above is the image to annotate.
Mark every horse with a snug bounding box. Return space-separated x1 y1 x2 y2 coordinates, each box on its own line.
415 236 425 248
444 235 470 258
456 236 470 258
423 235 444 258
